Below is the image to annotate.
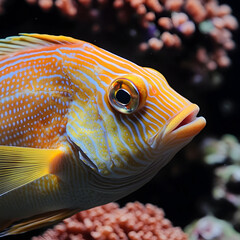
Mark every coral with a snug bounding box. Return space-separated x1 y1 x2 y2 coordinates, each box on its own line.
202 134 240 208
32 202 188 240
185 216 240 240
203 135 240 208
23 0 238 74
213 165 240 207
202 134 240 165
200 134 240 231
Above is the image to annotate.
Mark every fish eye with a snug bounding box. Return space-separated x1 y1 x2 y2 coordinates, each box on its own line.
115 89 131 105
108 74 147 114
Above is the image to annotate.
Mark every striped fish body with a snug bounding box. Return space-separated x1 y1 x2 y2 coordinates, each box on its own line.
0 34 206 236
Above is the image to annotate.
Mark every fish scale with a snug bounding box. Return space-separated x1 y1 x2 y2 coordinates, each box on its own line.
0 49 73 148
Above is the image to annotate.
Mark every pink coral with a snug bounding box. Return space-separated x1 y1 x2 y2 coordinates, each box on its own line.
24 0 238 73
32 202 188 240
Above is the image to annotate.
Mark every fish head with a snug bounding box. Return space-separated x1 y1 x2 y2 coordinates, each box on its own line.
66 44 206 180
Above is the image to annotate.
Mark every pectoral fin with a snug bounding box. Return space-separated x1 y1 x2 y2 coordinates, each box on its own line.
0 208 78 237
0 145 64 195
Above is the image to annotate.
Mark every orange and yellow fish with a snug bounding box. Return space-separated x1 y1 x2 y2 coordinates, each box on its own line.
0 34 206 236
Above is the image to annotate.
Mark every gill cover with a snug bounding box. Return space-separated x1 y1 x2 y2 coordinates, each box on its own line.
66 74 148 176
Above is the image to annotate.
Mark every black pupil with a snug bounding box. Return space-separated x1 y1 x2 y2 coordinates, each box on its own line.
116 89 131 105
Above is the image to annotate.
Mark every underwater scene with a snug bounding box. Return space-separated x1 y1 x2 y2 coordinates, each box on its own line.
0 0 239 239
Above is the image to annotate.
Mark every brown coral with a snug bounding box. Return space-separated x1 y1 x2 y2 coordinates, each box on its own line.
32 202 188 240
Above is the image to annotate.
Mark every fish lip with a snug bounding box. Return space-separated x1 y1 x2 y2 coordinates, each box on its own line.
163 104 206 139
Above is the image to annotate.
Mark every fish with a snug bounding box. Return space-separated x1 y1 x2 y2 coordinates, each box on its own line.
0 34 206 236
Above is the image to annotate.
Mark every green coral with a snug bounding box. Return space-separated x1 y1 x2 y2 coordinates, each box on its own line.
203 134 240 165
185 216 240 240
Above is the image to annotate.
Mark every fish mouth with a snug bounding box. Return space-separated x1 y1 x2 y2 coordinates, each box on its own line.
163 104 206 139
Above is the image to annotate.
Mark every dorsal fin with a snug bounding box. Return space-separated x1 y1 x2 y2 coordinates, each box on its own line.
0 33 81 57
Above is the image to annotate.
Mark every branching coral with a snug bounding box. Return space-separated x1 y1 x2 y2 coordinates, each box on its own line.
202 134 240 165
185 216 240 240
203 134 240 208
32 202 188 240
24 0 238 74
200 134 240 231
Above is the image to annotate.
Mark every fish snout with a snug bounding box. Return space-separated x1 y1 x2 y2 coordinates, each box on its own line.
163 104 206 141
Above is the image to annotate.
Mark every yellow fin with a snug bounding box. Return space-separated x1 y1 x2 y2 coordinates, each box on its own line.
1 208 77 236
0 146 64 195
0 33 80 57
